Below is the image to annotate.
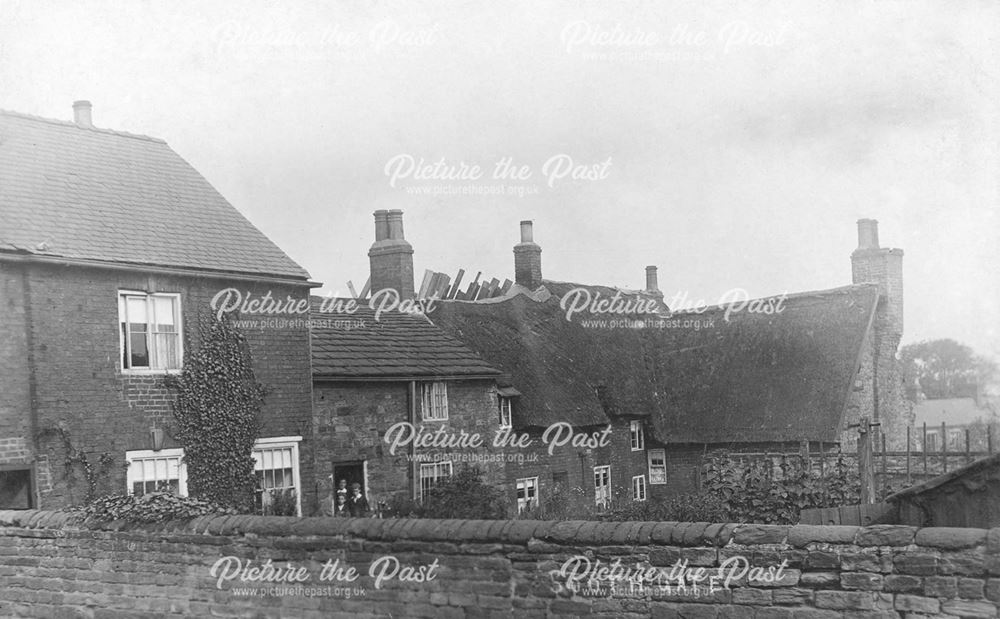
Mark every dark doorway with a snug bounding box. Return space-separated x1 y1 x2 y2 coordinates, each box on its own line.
332 461 366 497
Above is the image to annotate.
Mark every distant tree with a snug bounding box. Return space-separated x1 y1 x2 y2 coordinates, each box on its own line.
900 339 998 402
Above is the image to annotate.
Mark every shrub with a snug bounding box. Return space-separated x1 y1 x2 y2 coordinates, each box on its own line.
381 466 507 519
421 466 508 519
703 451 860 524
261 488 298 516
70 492 235 525
602 493 729 522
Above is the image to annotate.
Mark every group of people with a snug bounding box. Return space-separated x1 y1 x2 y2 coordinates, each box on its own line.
325 479 370 517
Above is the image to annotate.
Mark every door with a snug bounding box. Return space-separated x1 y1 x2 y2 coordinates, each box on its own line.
594 465 610 508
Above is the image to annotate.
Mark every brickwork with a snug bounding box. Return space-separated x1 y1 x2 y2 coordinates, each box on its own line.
503 424 613 506
1 511 997 617
0 262 314 510
0 263 32 464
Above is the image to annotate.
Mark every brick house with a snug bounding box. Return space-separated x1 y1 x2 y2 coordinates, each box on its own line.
0 103 317 513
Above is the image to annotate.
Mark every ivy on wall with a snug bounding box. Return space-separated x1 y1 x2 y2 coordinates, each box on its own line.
166 313 266 512
36 426 115 505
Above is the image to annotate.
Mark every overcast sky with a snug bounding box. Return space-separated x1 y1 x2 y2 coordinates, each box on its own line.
2 0 998 359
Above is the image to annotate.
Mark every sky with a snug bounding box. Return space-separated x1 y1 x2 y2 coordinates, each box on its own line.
1 0 998 359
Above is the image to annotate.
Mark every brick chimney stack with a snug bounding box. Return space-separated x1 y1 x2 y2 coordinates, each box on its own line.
72 100 93 128
645 266 659 293
513 220 542 290
851 219 903 337
369 209 414 298
850 218 906 445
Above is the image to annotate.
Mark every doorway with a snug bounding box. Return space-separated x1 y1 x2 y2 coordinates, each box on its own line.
332 460 367 498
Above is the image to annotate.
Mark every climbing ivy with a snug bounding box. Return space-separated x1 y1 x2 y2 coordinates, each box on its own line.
166 312 266 512
36 426 115 504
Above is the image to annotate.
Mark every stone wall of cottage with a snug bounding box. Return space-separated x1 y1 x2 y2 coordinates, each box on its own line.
1 510 997 618
311 379 504 512
0 262 314 510
850 244 909 450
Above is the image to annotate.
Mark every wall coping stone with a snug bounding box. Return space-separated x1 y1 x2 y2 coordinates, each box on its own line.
0 510 996 551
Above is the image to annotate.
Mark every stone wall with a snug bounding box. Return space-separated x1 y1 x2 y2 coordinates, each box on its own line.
1 510 997 618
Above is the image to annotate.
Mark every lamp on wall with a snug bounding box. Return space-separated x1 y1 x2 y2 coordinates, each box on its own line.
150 427 164 451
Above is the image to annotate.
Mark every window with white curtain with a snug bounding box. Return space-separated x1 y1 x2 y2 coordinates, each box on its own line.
118 292 182 371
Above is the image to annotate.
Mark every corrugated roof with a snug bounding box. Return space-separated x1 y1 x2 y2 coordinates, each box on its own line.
432 284 880 440
309 298 502 379
0 109 309 279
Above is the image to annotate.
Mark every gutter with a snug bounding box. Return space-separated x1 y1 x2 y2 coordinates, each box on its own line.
0 252 322 288
313 373 502 383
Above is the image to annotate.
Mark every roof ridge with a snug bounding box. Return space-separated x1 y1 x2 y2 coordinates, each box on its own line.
0 108 165 144
666 283 878 318
542 278 650 295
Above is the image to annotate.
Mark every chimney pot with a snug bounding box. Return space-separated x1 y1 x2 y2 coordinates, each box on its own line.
645 265 659 292
373 210 390 242
857 218 879 250
519 220 534 243
72 100 93 128
387 209 406 240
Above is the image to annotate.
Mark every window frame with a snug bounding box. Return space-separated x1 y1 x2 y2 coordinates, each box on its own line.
593 465 611 508
118 290 184 374
498 396 513 429
420 382 449 421
648 448 666 485
515 476 539 513
630 420 645 451
252 435 303 517
419 460 453 500
632 474 647 502
125 448 187 497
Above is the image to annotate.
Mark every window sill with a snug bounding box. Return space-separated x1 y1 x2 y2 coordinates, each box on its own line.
121 368 183 376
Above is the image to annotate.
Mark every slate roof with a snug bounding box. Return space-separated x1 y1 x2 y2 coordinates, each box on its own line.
432 284 880 440
0 109 309 279
309 298 502 379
